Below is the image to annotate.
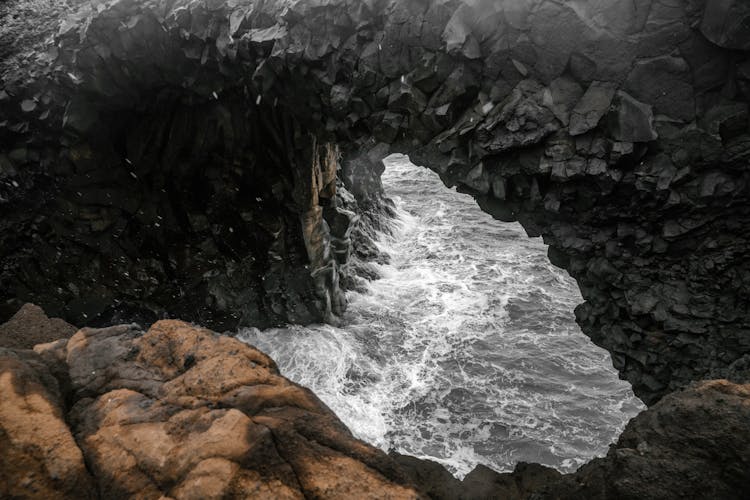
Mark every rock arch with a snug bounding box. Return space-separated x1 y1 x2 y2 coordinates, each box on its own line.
1 0 749 404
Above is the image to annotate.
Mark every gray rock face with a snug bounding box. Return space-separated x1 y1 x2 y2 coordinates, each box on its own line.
569 82 617 136
0 0 749 407
608 91 658 143
532 380 750 499
701 0 750 50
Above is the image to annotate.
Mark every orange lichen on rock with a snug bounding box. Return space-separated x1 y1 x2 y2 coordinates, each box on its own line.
0 349 96 499
59 319 422 499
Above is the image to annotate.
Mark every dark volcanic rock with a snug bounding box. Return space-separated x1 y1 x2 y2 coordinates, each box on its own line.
395 381 750 500
700 1 750 50
392 453 563 500
0 302 77 349
533 380 750 500
608 91 658 143
569 82 618 136
0 0 749 408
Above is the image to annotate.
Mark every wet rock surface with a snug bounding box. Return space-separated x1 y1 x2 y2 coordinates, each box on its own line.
1 0 748 405
0 312 425 499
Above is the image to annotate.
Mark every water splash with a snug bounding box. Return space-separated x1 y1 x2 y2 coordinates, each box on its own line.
237 154 643 478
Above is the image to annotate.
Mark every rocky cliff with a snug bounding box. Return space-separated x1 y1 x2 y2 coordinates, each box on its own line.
0 0 390 331
1 0 748 405
2 308 749 499
0 310 425 499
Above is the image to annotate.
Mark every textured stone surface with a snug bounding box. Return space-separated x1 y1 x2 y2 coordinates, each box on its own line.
0 348 96 499
392 454 563 500
0 302 77 349
69 320 421 498
532 380 750 499
2 307 750 498
0 314 424 499
395 380 750 500
0 0 748 407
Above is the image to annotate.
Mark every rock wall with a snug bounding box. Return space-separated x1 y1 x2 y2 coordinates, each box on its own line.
1 0 749 404
0 0 374 329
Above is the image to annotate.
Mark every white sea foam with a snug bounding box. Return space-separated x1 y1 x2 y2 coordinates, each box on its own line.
237 154 643 478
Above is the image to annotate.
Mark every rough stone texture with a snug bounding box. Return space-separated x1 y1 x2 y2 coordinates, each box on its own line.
0 302 77 349
0 315 424 499
392 454 563 500
0 347 96 499
2 307 750 498
1 0 378 331
0 1 748 408
68 320 421 499
532 380 750 500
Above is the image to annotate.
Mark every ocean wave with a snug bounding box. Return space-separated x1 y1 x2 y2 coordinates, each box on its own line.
237 154 643 478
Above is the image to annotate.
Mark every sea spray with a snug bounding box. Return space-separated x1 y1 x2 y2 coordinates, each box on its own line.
237 155 643 478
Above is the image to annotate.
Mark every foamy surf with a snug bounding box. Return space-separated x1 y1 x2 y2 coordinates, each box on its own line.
237 154 643 478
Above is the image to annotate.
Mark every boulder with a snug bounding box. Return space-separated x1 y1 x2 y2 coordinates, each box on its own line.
0 303 77 349
0 348 96 499
62 320 423 498
534 380 750 499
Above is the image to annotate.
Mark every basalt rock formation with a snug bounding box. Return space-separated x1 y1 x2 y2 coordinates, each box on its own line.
1 0 748 406
1 0 382 331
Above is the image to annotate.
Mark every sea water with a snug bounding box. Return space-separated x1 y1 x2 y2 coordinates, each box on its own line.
237 154 643 478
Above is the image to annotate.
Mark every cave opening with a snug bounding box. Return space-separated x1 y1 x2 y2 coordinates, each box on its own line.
238 153 644 477
2 0 750 496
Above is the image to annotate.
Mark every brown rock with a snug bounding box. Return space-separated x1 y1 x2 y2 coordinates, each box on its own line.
0 303 77 349
62 320 423 499
0 348 96 499
2 315 750 498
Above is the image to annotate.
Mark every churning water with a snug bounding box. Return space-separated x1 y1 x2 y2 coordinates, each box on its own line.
237 154 643 477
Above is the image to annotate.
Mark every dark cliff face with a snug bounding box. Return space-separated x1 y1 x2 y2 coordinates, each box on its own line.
0 0 377 330
1 0 749 405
